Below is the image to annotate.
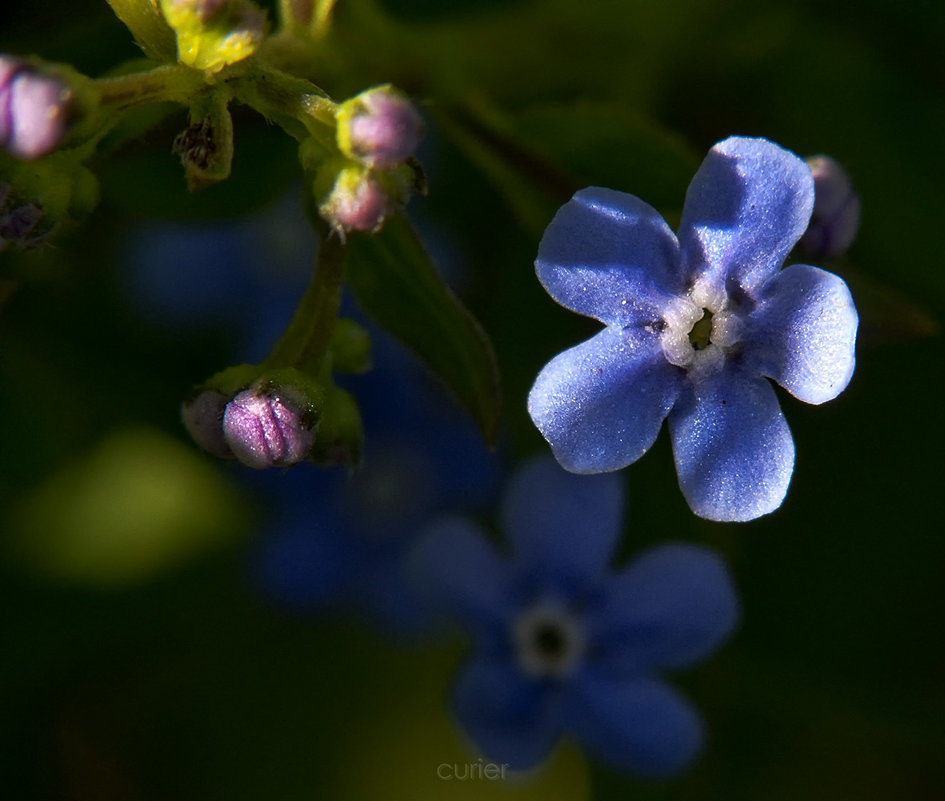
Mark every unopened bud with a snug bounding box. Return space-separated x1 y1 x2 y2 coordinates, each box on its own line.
0 55 72 160
337 86 423 170
799 155 860 259
181 389 232 458
0 183 44 250
223 381 317 468
319 167 392 234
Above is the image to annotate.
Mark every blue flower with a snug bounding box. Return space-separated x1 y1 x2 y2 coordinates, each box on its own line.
528 136 859 521
410 456 739 776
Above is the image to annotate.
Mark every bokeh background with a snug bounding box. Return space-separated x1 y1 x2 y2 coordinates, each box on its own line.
2 0 943 799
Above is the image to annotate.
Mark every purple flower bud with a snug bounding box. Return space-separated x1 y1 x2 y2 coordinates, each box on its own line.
181 389 232 458
0 56 72 160
0 183 44 250
338 87 424 170
223 384 316 469
319 169 393 234
799 155 860 259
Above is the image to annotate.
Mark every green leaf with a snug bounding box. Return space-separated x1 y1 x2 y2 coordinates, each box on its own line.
344 215 501 446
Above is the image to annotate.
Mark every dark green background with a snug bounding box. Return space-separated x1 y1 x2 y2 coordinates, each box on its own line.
2 0 943 798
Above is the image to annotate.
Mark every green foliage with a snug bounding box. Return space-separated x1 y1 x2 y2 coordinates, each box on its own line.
345 214 502 445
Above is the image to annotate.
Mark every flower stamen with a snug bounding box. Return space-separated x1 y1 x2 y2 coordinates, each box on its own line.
512 600 585 679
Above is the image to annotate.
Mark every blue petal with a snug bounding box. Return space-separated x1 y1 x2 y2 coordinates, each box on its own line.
678 137 814 296
669 367 795 521
747 263 858 404
528 326 683 473
501 456 624 596
565 674 703 776
354 544 441 639
453 657 562 771
536 187 685 325
588 544 739 670
252 517 352 609
407 517 513 641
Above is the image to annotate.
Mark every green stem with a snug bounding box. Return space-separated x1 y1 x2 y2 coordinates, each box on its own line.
95 64 206 112
235 65 337 142
263 223 347 375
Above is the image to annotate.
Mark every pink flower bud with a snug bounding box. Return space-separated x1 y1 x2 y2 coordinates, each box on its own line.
223 384 317 468
799 155 860 259
181 389 232 458
338 87 423 170
0 55 72 160
319 169 393 234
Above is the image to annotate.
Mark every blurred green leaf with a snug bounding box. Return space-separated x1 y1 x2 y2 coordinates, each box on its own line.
99 113 301 220
345 214 501 446
511 102 699 212
436 99 699 238
6 426 248 586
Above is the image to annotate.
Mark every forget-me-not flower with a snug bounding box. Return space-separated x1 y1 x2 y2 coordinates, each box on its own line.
410 456 739 775
528 136 858 521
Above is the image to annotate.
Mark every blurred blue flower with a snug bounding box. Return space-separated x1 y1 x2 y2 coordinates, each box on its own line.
528 136 859 521
250 331 500 637
410 456 739 775
118 190 313 361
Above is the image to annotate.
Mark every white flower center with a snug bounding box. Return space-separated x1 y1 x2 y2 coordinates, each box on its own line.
660 276 742 378
511 600 585 679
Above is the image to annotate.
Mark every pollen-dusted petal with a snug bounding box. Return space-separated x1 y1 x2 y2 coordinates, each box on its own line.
748 263 858 405
669 367 795 521
528 326 682 474
501 456 623 595
452 657 562 771
587 543 740 671
678 137 814 296
564 675 703 777
536 186 684 325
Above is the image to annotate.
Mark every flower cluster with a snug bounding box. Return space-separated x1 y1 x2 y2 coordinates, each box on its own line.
410 457 739 774
528 136 858 521
315 86 425 235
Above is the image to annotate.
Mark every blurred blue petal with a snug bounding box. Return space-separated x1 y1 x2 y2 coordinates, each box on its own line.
588 544 740 670
121 221 259 329
536 186 684 324
409 517 513 642
748 263 858 404
453 657 561 771
679 136 814 295
528 326 682 473
501 456 623 596
565 674 703 777
415 459 738 777
669 366 795 522
252 514 352 609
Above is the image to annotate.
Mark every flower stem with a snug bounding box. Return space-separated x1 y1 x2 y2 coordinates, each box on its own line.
263 223 347 375
95 64 206 112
